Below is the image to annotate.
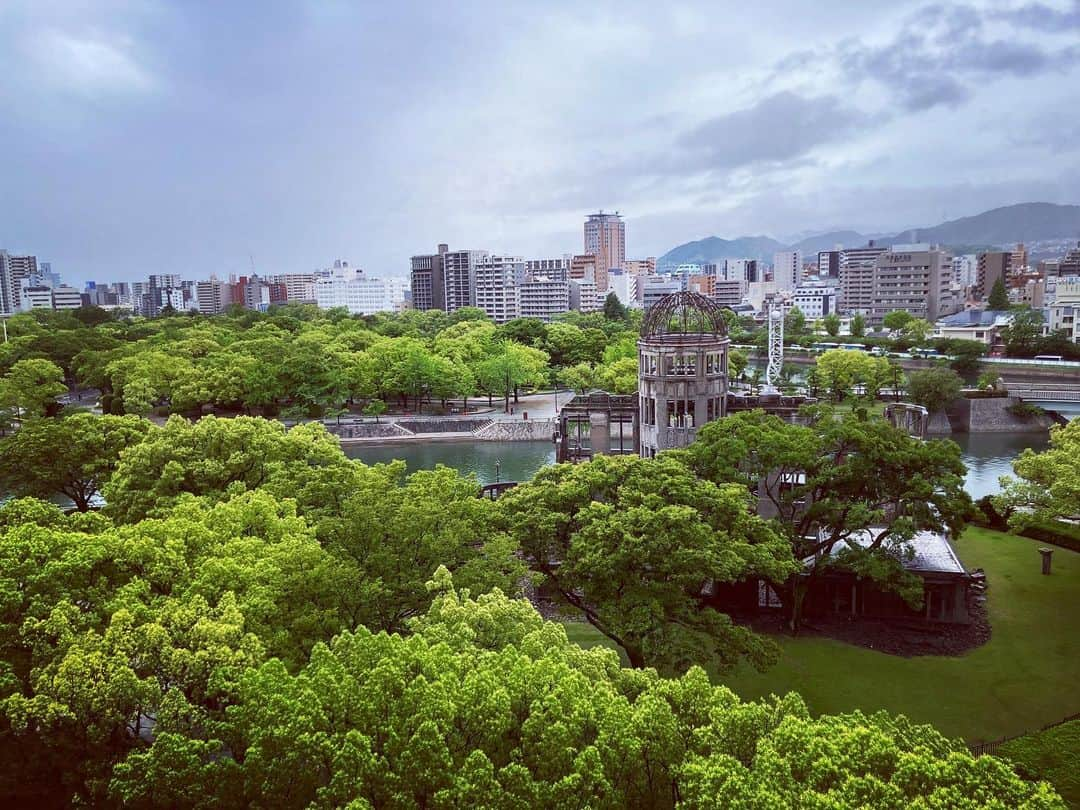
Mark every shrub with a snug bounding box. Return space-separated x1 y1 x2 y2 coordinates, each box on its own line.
1016 519 1080 553
1006 401 1046 420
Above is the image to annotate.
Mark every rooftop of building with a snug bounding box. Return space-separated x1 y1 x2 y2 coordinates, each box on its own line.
936 309 1013 327
816 529 968 576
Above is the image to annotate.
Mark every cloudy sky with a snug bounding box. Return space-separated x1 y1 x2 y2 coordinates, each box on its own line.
2 1 1079 285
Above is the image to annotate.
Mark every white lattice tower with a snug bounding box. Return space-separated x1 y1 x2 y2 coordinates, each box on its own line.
764 297 784 392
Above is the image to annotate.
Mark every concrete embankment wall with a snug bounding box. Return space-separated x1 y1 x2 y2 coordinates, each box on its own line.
941 396 1054 434
474 419 557 441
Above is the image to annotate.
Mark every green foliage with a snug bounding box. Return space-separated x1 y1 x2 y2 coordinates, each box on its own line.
102 415 356 523
1002 307 1045 357
882 310 914 331
815 349 890 402
0 358 66 419
558 361 596 394
683 410 972 627
988 277 1010 310
849 313 866 337
498 453 796 671
822 313 842 337
999 721 1080 808
1006 401 1046 420
0 413 152 511
602 291 628 321
907 367 964 413
999 420 1080 528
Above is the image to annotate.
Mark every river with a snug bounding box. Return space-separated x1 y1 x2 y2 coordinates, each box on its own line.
345 426 1067 498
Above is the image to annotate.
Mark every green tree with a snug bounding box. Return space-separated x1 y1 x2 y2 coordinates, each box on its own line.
822 313 841 337
0 358 66 418
595 356 639 394
558 362 596 394
988 277 1010 309
0 413 152 511
849 313 866 337
362 398 387 422
883 310 914 332
477 342 549 413
784 306 807 339
682 410 971 630
498 453 795 671
602 291 628 321
901 317 933 344
103 415 357 523
999 419 1080 528
1002 307 1045 357
907 367 963 413
815 349 889 402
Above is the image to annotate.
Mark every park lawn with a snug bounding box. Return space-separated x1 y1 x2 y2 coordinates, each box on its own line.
998 720 1080 808
564 528 1080 744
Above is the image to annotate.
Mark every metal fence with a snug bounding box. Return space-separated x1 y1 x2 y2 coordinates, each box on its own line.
969 711 1080 757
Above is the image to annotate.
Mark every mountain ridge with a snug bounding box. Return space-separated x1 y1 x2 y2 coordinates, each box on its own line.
657 202 1080 267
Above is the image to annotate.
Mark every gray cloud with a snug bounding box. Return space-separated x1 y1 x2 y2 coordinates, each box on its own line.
676 92 868 172
995 1 1080 31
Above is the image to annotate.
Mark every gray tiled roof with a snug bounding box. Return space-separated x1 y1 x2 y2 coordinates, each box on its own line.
816 529 968 575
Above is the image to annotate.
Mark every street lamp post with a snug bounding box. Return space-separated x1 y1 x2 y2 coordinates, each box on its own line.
495 459 501 483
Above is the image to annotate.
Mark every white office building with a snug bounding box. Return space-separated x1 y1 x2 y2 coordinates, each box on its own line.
952 254 978 288
474 255 525 323
641 276 682 309
772 250 802 291
607 269 639 308
791 285 838 319
314 267 406 315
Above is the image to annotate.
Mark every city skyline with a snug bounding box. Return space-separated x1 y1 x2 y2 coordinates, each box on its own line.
2 1 1079 285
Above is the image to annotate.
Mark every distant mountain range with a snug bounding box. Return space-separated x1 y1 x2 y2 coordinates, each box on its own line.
657 202 1080 267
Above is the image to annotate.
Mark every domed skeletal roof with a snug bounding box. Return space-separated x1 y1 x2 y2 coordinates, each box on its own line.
641 291 729 341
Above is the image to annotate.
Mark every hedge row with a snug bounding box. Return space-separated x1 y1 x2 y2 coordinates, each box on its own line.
972 497 1080 553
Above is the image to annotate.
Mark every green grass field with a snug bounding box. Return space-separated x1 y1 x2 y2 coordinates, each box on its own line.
999 720 1080 808
564 528 1080 744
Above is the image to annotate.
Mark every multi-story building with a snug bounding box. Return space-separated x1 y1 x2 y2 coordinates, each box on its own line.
569 254 599 284
640 276 682 310
817 250 841 279
409 245 447 311
518 275 569 322
952 254 978 288
0 250 39 315
791 284 838 319
1010 242 1028 273
19 284 55 311
474 255 525 323
1008 277 1045 308
839 241 887 315
314 267 406 315
267 273 316 303
1046 281 1080 343
583 211 625 292
711 279 748 308
607 269 638 308
772 250 801 291
624 257 656 276
1060 241 1080 277
569 278 601 313
441 249 487 313
688 274 716 297
976 252 1011 300
196 275 233 314
869 244 955 324
524 257 570 281
51 285 82 309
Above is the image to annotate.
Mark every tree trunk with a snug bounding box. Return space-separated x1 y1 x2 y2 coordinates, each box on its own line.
787 576 810 634
624 644 646 669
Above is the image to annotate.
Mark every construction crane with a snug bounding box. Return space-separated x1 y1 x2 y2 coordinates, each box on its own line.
763 295 784 393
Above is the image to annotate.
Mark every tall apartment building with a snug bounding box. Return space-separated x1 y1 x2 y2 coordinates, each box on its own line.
474 255 525 323
772 250 802 290
688 274 716 297
409 244 448 311
869 244 955 324
976 252 1011 299
441 249 487 313
839 241 887 315
569 254 599 284
51 285 82 309
1011 242 1028 272
583 211 625 291
524 257 571 282
0 250 39 315
196 275 233 314
266 273 316 303
569 278 601 313
816 250 841 279
952 254 978 288
518 275 569 322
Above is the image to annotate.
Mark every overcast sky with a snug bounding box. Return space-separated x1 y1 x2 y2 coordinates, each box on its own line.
2 1 1079 285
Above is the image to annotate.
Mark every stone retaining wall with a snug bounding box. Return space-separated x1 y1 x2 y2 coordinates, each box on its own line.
474 419 558 441
943 396 1054 433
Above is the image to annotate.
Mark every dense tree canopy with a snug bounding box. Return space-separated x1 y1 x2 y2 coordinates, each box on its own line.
680 409 972 628
907 367 964 413
498 453 796 671
999 420 1080 527
815 348 890 402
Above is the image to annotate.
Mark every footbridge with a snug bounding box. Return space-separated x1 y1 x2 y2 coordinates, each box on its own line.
1007 383 1080 403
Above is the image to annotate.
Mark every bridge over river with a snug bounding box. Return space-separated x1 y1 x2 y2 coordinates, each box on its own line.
1008 383 1080 404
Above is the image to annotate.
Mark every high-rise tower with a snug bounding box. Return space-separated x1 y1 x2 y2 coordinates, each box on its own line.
583 211 625 292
